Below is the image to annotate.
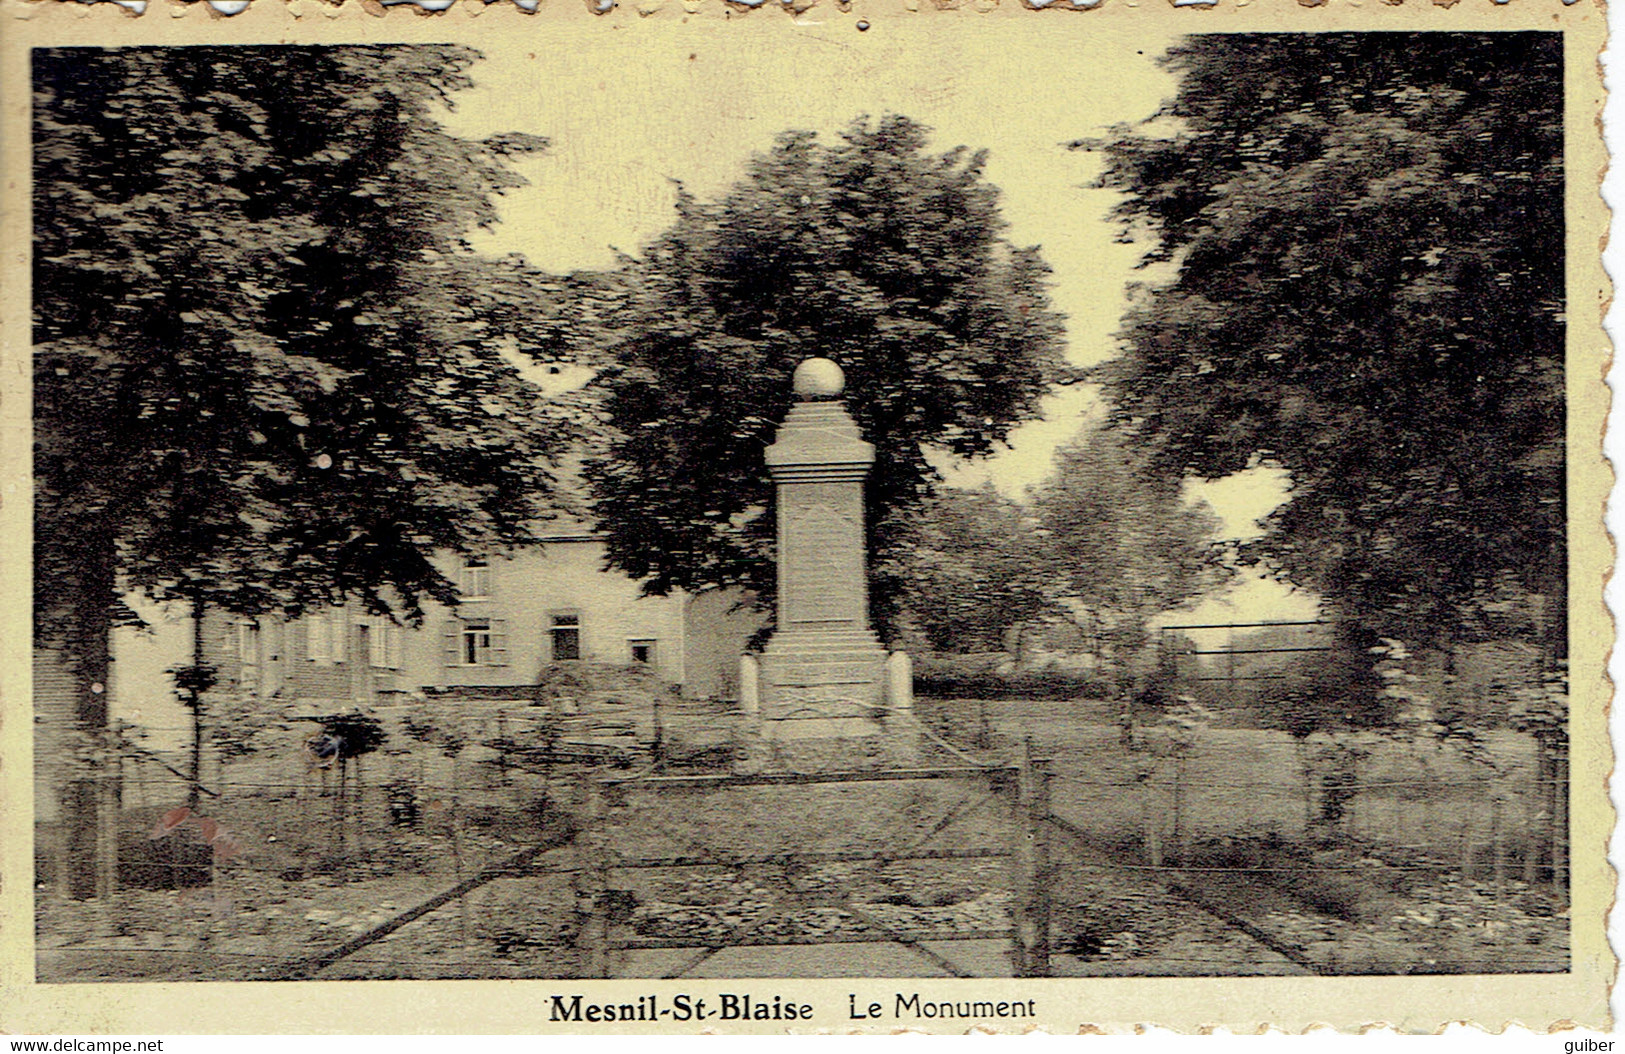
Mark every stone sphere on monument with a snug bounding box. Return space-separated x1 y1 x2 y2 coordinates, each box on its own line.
792 357 846 400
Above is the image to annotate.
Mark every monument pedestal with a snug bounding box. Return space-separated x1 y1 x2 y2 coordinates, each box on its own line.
758 631 888 738
739 359 913 746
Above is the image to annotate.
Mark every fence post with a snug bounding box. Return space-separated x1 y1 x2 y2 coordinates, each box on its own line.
1392 779 1406 854
95 735 121 934
450 753 469 948
1345 755 1358 842
496 709 511 787
1459 802 1475 881
1522 760 1540 884
354 754 367 873
1139 764 1163 869
1029 757 1052 979
1552 747 1569 900
1172 754 1187 866
1420 746 1437 858
652 695 666 773
1005 751 1031 978
1296 739 1314 842
1491 796 1505 895
576 773 608 979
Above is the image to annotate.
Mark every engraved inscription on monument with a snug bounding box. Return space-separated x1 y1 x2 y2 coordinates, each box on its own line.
784 502 863 626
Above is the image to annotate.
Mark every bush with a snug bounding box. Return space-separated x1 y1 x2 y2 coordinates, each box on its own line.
313 712 387 759
912 653 1110 700
1182 834 1407 922
117 830 212 890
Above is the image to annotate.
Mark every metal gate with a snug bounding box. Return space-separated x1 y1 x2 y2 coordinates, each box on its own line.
573 762 1053 978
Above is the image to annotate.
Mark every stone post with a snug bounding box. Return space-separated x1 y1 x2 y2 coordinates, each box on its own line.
886 651 913 714
738 654 760 714
886 650 920 762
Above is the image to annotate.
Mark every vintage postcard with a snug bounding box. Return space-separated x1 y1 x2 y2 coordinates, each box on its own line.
0 0 1613 1035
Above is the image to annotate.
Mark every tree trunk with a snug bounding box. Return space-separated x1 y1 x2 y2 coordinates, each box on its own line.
188 596 206 810
51 534 117 900
1140 768 1162 868
1552 744 1569 901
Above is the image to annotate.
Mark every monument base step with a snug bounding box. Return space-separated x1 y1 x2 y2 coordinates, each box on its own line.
757 636 887 724
738 648 913 730
761 631 885 654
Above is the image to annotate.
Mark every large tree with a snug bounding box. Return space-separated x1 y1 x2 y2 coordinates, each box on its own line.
1090 33 1565 660
584 115 1065 634
896 429 1220 665
34 46 568 878
1032 426 1222 678
894 485 1051 655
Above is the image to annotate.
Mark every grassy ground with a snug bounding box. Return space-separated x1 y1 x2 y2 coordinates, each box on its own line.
918 696 1553 870
36 692 1566 980
915 696 1566 975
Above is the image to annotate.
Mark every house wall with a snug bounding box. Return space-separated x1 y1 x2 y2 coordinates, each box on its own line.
75 539 765 781
683 589 767 702
103 599 384 744
104 599 200 760
398 540 690 690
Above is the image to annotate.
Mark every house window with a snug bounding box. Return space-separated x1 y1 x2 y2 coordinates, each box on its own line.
461 558 492 600
238 620 261 665
369 618 401 669
238 620 261 685
551 613 581 662
629 639 655 665
447 618 507 667
304 611 346 664
463 622 492 665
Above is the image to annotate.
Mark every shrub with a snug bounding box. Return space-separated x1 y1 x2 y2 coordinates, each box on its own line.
912 653 1110 700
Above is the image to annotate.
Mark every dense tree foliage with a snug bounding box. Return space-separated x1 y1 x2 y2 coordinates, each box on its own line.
1091 33 1565 658
1032 426 1222 670
895 423 1220 668
584 115 1065 635
895 485 1050 654
34 45 569 723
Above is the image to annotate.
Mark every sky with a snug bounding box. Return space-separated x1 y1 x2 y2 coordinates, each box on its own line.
441 25 1315 624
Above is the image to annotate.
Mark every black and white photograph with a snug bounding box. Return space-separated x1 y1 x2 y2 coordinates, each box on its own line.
15 10 1604 1024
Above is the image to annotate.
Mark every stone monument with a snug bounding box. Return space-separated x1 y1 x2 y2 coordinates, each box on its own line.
740 358 912 739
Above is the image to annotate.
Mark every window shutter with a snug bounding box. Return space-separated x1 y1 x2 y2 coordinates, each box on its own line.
238 622 260 687
330 611 346 664
442 620 460 667
387 623 402 670
489 618 508 667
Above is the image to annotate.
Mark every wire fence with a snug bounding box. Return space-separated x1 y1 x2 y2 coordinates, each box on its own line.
33 693 1571 982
